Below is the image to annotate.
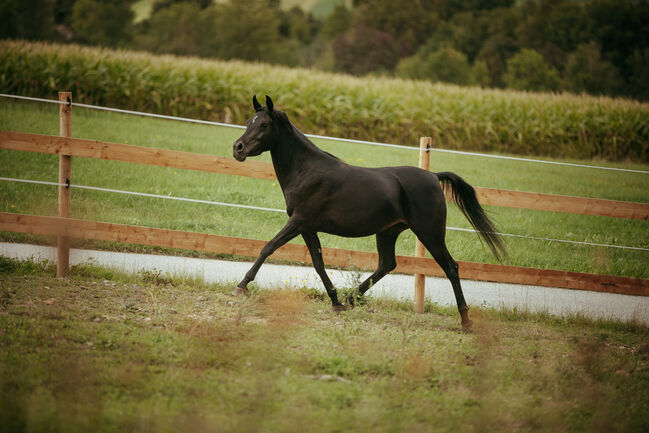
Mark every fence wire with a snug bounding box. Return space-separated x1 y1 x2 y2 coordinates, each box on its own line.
2 93 648 175
1 176 646 252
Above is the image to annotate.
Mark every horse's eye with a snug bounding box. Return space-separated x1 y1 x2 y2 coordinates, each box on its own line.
261 123 269 128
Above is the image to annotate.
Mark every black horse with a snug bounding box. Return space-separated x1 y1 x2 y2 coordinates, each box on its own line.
232 95 505 331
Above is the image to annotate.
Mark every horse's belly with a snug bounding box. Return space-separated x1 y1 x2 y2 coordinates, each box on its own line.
316 201 404 237
320 221 403 238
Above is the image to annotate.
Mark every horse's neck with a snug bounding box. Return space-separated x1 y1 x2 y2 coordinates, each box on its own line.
270 126 325 189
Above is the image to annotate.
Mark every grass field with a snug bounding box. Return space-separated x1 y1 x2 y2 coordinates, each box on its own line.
0 257 648 433
1 98 648 279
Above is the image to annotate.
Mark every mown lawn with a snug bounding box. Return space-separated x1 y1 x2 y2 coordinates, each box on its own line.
1 98 648 279
0 257 648 433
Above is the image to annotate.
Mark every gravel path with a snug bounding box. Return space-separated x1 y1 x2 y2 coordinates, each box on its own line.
2 242 647 325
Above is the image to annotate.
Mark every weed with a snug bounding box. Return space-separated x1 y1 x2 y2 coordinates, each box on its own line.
71 259 122 281
138 267 173 286
296 286 326 301
0 255 54 275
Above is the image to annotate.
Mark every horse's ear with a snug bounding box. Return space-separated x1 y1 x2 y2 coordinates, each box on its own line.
265 95 274 112
252 95 262 112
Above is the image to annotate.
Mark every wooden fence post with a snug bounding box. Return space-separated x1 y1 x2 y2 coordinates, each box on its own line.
414 136 432 313
57 91 72 277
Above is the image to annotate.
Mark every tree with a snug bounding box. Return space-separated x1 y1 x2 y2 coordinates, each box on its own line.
396 45 489 86
503 49 561 92
351 0 436 51
627 48 649 101
472 59 490 87
0 0 56 40
475 6 521 86
431 0 515 20
151 0 213 14
396 45 483 86
54 0 77 28
70 0 134 47
134 2 214 56
278 6 318 44
332 26 402 75
587 0 649 79
134 0 301 66
517 0 592 61
321 4 351 40
209 0 288 64
564 42 621 96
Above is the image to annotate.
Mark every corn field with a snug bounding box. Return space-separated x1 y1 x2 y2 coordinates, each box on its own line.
1 40 648 161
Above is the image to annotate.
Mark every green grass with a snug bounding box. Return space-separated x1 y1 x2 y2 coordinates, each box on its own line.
2 40 648 162
1 98 648 279
1 257 648 433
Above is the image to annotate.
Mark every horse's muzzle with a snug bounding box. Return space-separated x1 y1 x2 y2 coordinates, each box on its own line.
233 141 247 161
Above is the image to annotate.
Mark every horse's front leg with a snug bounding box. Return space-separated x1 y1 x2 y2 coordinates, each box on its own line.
234 218 301 295
302 232 346 311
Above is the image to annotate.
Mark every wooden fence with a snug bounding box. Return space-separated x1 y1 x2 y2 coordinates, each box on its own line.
1 93 648 308
3 130 647 221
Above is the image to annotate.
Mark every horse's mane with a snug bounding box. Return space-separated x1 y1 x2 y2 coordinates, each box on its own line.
273 109 341 161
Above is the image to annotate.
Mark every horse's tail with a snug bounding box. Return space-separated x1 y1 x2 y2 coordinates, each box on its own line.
436 171 507 262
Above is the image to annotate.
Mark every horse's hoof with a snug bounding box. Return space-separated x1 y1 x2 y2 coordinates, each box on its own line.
462 319 474 333
332 304 348 312
231 286 249 297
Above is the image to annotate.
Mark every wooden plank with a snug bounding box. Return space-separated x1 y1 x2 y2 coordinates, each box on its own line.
1 212 647 297
2 130 647 220
0 130 276 181
474 187 649 221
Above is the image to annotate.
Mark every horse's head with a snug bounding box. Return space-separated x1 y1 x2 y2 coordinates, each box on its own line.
233 95 277 162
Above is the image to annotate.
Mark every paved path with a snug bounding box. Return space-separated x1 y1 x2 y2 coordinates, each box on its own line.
2 242 647 325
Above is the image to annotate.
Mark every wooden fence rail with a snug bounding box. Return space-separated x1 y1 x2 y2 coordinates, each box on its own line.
2 130 648 220
2 212 647 297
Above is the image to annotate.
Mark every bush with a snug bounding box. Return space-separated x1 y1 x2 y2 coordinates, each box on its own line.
504 49 562 92
564 42 622 96
396 46 477 86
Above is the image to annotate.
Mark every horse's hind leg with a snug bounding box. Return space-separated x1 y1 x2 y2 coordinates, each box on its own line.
347 224 405 307
414 231 473 332
435 244 472 332
302 232 345 311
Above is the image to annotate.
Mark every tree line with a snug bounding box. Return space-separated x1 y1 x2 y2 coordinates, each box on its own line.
2 0 648 101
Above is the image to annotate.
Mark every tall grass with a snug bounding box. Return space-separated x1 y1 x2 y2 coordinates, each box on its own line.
1 40 648 161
